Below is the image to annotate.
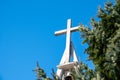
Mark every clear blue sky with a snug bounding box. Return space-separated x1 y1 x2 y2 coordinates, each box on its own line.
0 0 112 80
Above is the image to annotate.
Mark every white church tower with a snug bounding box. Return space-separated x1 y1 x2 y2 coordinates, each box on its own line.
55 19 80 79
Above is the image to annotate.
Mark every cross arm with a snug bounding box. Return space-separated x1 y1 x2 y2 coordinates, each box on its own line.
54 26 79 36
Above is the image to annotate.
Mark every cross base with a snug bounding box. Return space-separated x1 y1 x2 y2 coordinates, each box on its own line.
57 61 78 70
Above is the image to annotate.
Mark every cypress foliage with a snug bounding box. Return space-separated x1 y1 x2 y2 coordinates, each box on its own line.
79 0 120 79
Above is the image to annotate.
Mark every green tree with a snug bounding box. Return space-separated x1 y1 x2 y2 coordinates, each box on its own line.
33 61 52 80
79 0 120 79
74 62 95 80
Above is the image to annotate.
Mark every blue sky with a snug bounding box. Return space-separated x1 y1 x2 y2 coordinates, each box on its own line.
0 0 112 80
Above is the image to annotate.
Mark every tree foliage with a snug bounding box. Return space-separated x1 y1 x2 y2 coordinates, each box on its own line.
79 0 120 79
74 62 95 80
33 61 52 80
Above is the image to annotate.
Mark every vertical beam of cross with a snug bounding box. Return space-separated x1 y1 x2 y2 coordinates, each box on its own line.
64 19 71 62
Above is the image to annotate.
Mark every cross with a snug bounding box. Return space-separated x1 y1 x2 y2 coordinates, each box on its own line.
55 19 79 78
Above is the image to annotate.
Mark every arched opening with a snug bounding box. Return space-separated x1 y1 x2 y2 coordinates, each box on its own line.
65 76 72 80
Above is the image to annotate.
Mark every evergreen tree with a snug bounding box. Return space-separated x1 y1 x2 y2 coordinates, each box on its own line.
74 62 95 80
33 61 52 80
79 0 120 79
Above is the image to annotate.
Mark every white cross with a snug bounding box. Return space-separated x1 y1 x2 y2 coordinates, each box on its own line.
55 19 79 78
